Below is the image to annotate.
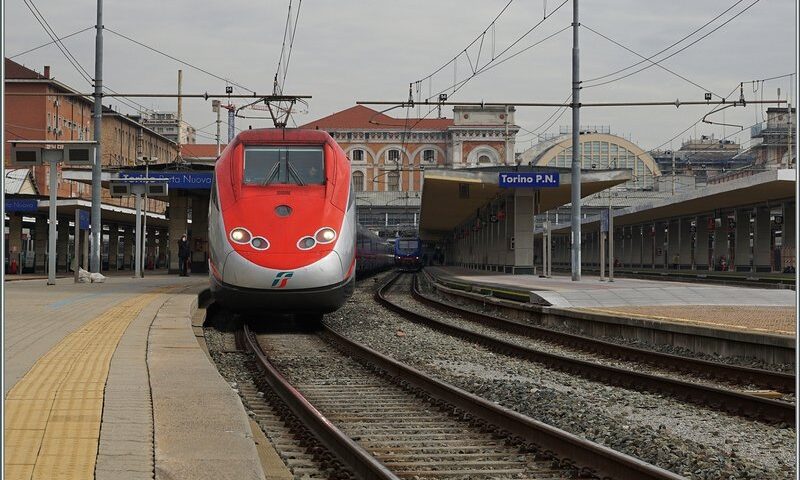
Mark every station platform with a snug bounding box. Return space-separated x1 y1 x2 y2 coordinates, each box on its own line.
3 275 269 480
426 266 797 337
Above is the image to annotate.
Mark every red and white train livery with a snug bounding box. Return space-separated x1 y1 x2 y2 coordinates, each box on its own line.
208 128 360 314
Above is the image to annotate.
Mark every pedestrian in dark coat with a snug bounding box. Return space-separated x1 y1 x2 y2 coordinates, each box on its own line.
178 234 191 276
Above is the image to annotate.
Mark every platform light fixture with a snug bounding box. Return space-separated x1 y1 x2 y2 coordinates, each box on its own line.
6 140 98 286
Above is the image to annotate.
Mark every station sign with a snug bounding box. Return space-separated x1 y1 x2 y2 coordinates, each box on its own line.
78 209 90 230
118 171 213 190
5 198 39 213
498 172 559 188
601 210 610 233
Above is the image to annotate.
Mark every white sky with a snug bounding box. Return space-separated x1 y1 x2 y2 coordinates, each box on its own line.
3 0 797 151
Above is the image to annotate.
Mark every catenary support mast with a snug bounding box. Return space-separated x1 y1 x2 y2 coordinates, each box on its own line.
570 0 581 281
90 0 104 272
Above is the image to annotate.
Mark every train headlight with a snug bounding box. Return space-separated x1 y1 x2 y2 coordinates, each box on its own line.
297 236 316 250
250 237 270 250
314 227 337 244
230 228 252 244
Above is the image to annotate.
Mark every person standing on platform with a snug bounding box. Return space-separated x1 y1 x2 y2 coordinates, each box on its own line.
178 234 191 276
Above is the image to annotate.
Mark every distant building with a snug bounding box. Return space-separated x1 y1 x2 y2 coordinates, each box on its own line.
3 57 176 207
751 107 796 168
518 126 661 191
300 104 519 236
652 135 750 185
138 111 196 145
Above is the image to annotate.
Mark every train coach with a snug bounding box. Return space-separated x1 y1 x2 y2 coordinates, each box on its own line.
208 128 391 320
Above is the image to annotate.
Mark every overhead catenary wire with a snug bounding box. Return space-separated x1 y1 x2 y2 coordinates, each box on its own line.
418 1 571 103
105 27 256 94
19 1 153 116
581 24 723 99
22 0 93 86
416 0 515 84
582 0 746 84
582 0 761 90
9 25 94 59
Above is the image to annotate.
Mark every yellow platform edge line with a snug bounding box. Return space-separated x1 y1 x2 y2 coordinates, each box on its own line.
4 290 166 480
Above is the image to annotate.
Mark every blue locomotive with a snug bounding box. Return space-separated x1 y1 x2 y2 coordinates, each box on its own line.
394 236 422 271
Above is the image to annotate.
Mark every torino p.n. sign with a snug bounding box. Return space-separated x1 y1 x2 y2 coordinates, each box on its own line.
498 172 560 188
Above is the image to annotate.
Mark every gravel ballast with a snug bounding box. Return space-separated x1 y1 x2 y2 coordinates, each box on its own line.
324 274 796 479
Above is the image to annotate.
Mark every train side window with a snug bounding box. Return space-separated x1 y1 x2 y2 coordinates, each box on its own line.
210 176 218 207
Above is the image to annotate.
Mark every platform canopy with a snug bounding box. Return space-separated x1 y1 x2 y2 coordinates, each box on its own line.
419 166 631 240
538 168 796 234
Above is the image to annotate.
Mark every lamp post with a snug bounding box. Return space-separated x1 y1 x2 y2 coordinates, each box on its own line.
8 141 95 284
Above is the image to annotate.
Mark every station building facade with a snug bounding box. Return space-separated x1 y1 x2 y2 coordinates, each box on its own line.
300 104 519 236
4 58 178 274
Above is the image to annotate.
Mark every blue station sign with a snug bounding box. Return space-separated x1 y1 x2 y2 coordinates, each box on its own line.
498 172 560 188
118 171 213 190
5 198 39 213
78 209 91 230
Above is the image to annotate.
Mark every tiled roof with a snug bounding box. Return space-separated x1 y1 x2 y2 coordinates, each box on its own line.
181 143 224 159
300 105 453 131
4 58 46 80
4 168 37 194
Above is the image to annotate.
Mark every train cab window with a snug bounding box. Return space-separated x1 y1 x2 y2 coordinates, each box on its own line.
243 147 324 185
287 148 325 185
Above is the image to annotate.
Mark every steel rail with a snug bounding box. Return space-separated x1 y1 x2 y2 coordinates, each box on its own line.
413 273 795 393
376 274 794 424
242 325 399 480
322 320 683 480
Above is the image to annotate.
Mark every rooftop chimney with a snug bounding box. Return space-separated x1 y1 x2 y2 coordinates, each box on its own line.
43 65 50 78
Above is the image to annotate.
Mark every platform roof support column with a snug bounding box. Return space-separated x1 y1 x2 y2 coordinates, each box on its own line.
167 191 189 274
81 228 90 270
654 221 667 269
782 201 795 271
643 224 654 268
735 209 752 272
513 191 535 274
7 214 23 273
679 217 692 270
57 219 70 273
696 216 709 270
667 219 679 269
753 206 772 272
632 226 642 268
108 224 119 270
623 226 632 268
123 228 134 270
712 214 727 271
191 196 210 273
34 216 47 274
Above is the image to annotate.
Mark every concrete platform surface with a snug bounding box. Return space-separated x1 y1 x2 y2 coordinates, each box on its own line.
428 266 797 336
3 275 267 480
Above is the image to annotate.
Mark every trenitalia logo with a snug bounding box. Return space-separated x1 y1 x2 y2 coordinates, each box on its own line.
271 271 293 288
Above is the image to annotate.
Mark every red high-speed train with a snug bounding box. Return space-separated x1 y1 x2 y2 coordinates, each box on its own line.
208 128 391 320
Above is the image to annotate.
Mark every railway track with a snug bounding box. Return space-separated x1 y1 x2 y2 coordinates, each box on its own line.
243 323 682 480
416 271 795 391
375 273 794 424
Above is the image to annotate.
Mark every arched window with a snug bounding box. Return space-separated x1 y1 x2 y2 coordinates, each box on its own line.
478 154 492 164
387 171 400 191
352 171 364 192
350 149 364 162
388 149 401 164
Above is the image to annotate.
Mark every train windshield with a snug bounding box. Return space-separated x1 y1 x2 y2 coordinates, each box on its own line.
397 239 419 252
244 147 325 185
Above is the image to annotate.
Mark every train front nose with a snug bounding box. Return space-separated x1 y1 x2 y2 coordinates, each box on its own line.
220 249 346 290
